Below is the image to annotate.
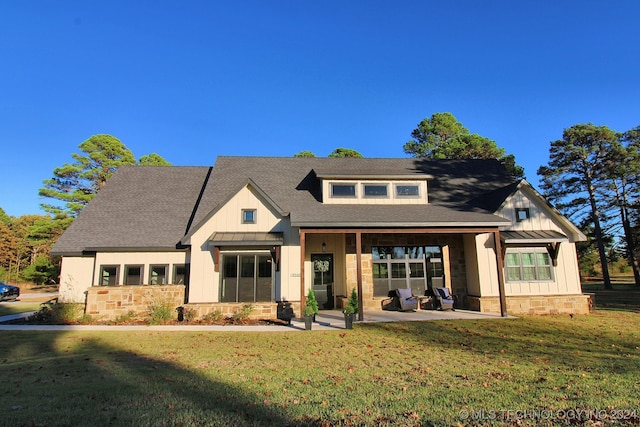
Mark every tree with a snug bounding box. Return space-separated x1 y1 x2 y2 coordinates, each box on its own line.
404 112 524 178
294 151 316 158
605 127 640 285
537 123 619 289
39 134 170 221
39 134 136 219
328 148 363 158
139 153 172 166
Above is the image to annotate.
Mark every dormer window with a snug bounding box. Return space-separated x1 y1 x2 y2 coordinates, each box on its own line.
395 184 420 197
242 209 256 224
515 208 530 222
363 184 388 197
331 184 356 198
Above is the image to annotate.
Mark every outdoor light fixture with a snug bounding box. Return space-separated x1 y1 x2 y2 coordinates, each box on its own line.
322 242 326 253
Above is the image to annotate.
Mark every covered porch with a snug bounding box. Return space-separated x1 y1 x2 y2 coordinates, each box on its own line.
299 228 508 320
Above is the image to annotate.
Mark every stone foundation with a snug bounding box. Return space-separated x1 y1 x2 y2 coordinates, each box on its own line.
184 301 295 320
465 294 593 315
85 285 186 321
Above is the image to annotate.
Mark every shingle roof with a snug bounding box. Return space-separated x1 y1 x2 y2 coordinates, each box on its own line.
52 157 517 255
51 166 212 255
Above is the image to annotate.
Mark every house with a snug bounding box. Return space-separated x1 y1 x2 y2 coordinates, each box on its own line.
51 156 590 321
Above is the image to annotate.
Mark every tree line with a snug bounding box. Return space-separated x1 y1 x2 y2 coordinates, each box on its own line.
1 116 638 287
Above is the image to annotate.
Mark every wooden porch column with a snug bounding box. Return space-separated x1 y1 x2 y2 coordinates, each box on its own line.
299 230 306 317
494 230 508 317
355 231 363 321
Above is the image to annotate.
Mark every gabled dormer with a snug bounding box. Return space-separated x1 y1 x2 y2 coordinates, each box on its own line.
314 169 433 205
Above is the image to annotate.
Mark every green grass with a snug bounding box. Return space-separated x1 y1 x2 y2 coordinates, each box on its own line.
1 310 639 426
0 302 41 317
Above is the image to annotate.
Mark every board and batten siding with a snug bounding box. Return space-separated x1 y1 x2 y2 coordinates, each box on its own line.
187 184 300 304
497 188 582 296
58 256 96 303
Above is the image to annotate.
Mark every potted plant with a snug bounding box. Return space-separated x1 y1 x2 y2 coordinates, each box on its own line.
343 288 358 329
303 288 319 330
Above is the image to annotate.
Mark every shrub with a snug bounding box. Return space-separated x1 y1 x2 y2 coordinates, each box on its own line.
232 304 253 323
114 310 138 324
183 307 198 322
201 310 223 323
147 299 175 325
51 303 85 324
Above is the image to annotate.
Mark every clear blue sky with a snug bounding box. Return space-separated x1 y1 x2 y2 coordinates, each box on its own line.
1 1 639 217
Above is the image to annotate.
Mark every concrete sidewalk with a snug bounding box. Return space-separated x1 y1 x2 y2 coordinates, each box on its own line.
0 308 509 332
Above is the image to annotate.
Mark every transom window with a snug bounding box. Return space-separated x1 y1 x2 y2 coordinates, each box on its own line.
363 184 388 197
331 184 356 197
395 184 420 197
506 250 553 282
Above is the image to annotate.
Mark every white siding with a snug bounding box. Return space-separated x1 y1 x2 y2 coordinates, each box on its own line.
59 256 95 303
94 251 188 285
496 188 583 296
188 184 300 303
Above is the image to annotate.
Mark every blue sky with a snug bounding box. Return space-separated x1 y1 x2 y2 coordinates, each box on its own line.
1 1 639 217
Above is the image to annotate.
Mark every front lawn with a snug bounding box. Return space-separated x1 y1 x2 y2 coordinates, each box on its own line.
1 309 639 426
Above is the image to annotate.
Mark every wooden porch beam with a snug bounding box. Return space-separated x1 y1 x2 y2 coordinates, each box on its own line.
493 230 508 317
355 231 363 322
299 227 500 235
299 230 306 317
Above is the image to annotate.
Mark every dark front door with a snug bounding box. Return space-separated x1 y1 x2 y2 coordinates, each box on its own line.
312 254 334 309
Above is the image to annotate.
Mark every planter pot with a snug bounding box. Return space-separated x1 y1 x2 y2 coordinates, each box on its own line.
344 313 354 329
304 315 313 330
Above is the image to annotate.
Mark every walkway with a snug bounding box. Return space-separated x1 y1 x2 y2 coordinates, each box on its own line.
0 307 510 332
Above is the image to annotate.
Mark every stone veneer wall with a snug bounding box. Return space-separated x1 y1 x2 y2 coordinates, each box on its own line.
85 285 186 321
184 302 294 320
86 285 290 321
465 294 593 315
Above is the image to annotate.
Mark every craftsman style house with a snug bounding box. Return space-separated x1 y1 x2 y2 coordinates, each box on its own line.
52 157 590 320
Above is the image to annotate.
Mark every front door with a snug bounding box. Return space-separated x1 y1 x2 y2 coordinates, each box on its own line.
311 254 334 309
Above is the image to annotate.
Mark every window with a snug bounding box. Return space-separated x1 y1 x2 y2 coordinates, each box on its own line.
124 265 143 285
395 185 420 197
372 245 436 297
515 208 530 222
242 209 256 224
506 250 553 282
220 253 273 303
363 184 388 197
99 265 119 286
331 184 356 197
149 265 168 285
173 264 189 285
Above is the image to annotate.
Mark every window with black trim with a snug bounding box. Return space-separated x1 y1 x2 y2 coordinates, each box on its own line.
173 264 189 285
149 265 168 285
99 265 119 286
515 208 530 222
124 265 143 285
242 209 256 224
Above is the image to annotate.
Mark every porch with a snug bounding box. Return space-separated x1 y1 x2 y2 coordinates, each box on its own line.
290 308 511 330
